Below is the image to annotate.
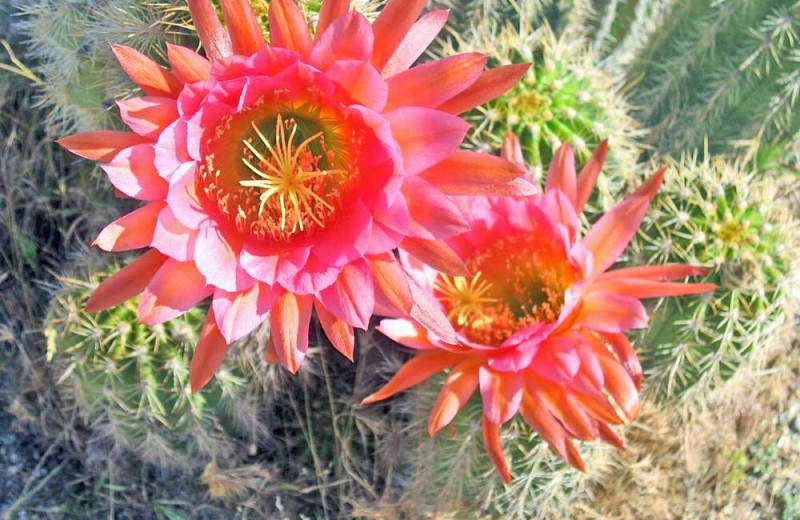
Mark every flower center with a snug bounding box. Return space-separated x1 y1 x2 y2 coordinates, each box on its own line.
198 101 363 243
434 230 579 346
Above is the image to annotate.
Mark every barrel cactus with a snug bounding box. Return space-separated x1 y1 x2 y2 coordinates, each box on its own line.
629 152 798 399
440 18 643 214
45 263 264 469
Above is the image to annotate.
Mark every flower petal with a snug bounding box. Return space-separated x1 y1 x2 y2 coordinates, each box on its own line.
310 11 374 70
420 150 526 192
189 308 230 393
187 0 232 59
519 390 585 471
220 0 267 56
167 163 208 228
382 10 449 77
316 0 350 40
402 176 469 240
361 349 464 404
117 97 179 139
58 131 149 162
388 107 470 175
317 259 374 329
270 0 312 56
94 202 164 252
407 274 459 345
399 237 469 277
139 259 212 324
601 264 709 282
270 292 313 373
110 44 182 98
101 144 168 201
479 366 523 425
428 358 481 435
166 43 212 83
589 277 718 299
581 195 653 276
482 417 511 484
315 302 355 361
579 291 648 333
326 60 387 111
195 226 254 292
85 250 167 312
150 206 198 261
575 140 608 213
545 144 577 207
600 332 643 390
385 53 486 110
213 282 281 343
370 0 427 71
376 318 438 350
370 254 413 317
438 63 531 115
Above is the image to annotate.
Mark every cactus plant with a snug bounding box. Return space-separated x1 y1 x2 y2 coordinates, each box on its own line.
628 151 798 399
45 262 265 469
440 17 644 214
585 0 800 156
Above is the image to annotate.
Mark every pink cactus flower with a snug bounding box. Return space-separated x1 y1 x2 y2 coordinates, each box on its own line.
363 134 717 483
59 0 533 391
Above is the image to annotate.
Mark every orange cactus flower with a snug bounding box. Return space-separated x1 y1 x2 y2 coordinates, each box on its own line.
58 0 532 391
363 134 717 483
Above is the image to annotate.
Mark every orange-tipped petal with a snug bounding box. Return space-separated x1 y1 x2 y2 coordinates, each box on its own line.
265 334 280 363
598 423 625 450
554 394 599 441
407 274 459 345
546 144 577 206
631 167 666 201
139 259 212 325
382 10 449 77
575 392 624 425
58 131 149 162
501 131 525 169
400 237 469 277
270 0 312 56
520 391 584 471
595 350 640 421
220 0 267 56
601 264 710 282
93 202 164 252
600 332 643 390
579 291 648 333
385 53 487 110
479 366 523 425
270 292 313 374
590 278 718 299
316 301 356 361
575 140 608 213
438 63 531 115
361 349 463 404
370 0 427 71
433 178 539 197
316 0 350 40
482 417 511 484
581 194 652 275
190 309 231 394
187 0 232 59
110 44 182 98
370 254 413 316
166 43 211 83
85 249 167 313
420 150 526 190
427 358 481 435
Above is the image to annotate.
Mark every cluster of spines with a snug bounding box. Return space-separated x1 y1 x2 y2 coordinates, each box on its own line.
628 151 798 399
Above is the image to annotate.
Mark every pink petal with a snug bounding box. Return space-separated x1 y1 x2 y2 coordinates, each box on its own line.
361 349 464 404
601 264 709 282
589 277 718 299
438 63 531 115
316 0 350 40
315 302 355 360
376 318 438 350
240 242 310 285
382 10 449 77
581 195 652 276
479 365 523 425
545 144 577 206
388 107 470 175
270 0 312 56
139 258 212 324
153 120 190 180
402 176 469 240
370 254 413 317
195 225 254 292
317 259 374 329
575 140 608 213
94 201 164 252
110 44 182 98
311 200 372 267
428 358 481 435
310 12 374 71
578 291 648 333
213 282 281 343
407 273 459 345
540 187 580 242
326 60 387 111
85 250 167 312
270 292 313 373
399 237 469 276
101 144 168 201
117 97 179 139
370 0 426 71
151 206 198 261
385 53 487 110
187 0 232 59
600 332 643 390
166 43 211 84
420 150 526 191
279 253 340 295
219 0 267 56
58 131 149 162
167 163 208 228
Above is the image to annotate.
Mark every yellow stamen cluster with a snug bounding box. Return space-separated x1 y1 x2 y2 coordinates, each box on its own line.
434 272 498 327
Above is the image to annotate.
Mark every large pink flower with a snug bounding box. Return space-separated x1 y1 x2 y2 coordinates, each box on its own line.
59 0 532 390
363 134 717 483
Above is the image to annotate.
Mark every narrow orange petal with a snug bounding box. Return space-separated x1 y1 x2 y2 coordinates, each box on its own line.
220 0 267 56
382 10 449 77
270 0 312 56
93 201 164 252
400 237 469 277
438 63 531 115
433 178 539 197
581 195 652 275
110 44 182 98
598 423 625 450
370 0 427 71
265 334 280 364
316 302 355 361
545 144 577 206
270 292 313 374
370 254 413 316
166 43 211 83
428 358 481 435
575 392 624 426
408 275 459 345
590 278 718 299
58 131 149 162
187 0 232 59
420 150 525 189
361 350 463 404
631 167 666 201
482 417 511 484
85 249 167 312
596 350 640 420
520 391 585 471
190 308 231 393
600 332 643 390
601 264 710 281
575 140 608 213
316 0 350 40
385 53 487 110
